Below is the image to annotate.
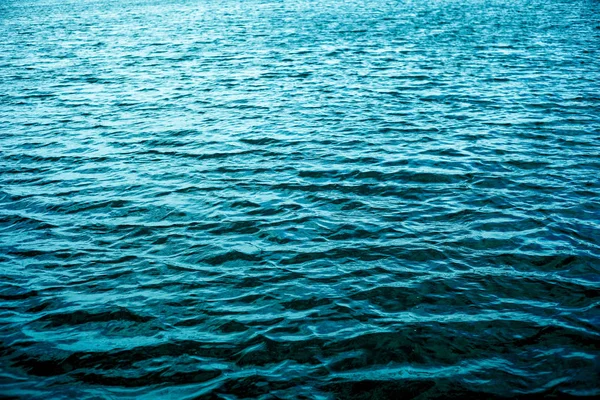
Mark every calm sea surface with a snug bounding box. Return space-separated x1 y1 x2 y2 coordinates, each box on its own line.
1 0 599 398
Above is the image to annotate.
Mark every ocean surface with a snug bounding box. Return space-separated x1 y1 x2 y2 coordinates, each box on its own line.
1 0 599 398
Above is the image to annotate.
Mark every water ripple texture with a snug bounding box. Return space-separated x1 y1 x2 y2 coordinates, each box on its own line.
1 0 599 398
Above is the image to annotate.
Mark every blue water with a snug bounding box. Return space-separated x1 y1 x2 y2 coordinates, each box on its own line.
1 0 599 398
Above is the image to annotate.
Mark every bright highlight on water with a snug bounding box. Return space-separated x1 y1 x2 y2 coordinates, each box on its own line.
1 0 599 398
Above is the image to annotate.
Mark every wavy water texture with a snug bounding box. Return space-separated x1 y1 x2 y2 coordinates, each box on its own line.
1 0 599 398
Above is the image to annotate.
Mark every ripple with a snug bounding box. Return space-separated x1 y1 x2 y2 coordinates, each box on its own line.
1 0 599 398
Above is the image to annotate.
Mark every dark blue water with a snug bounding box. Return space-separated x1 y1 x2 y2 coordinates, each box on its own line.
1 0 599 398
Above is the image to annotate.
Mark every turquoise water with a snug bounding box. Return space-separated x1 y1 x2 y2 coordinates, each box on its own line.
1 0 599 398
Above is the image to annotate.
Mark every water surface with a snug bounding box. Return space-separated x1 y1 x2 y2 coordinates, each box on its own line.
1 0 599 398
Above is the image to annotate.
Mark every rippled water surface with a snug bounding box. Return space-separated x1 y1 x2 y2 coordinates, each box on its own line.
1 0 600 398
